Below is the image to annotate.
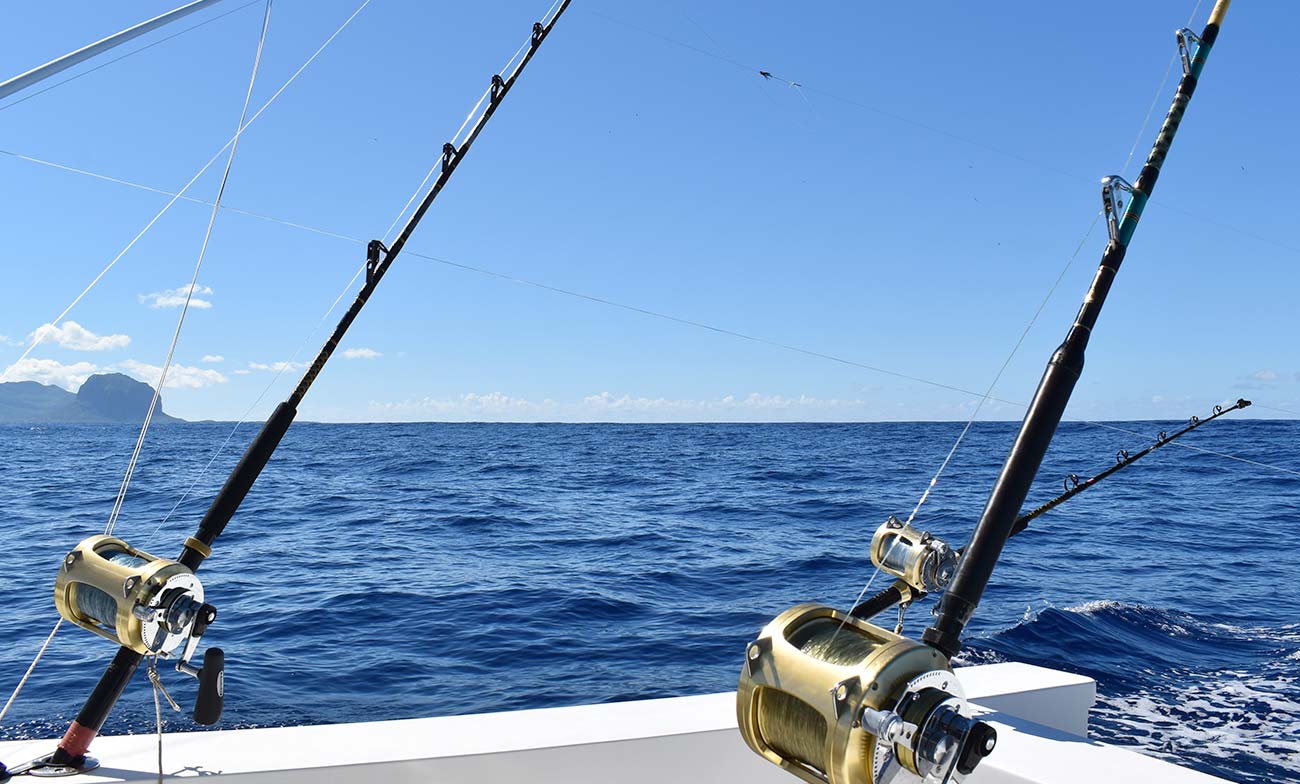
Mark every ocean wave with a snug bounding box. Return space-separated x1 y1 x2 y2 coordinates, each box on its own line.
964 600 1300 783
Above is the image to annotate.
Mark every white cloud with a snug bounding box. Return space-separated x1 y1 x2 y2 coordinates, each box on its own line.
1249 369 1279 382
1 358 99 390
118 359 227 389
29 321 130 351
139 284 214 309
248 361 305 372
201 354 224 363
0 334 21 347
342 347 381 360
233 369 253 375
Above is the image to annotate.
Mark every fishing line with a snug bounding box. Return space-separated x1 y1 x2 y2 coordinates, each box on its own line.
105 0 274 539
142 260 369 548
0 620 62 727
5 151 1292 484
1084 420 1300 478
4 0 372 374
1254 403 1300 417
0 1 261 114
1120 1 1204 178
382 0 561 244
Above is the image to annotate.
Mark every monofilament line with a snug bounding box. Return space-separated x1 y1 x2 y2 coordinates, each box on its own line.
0 619 62 726
7 0 371 374
105 0 274 538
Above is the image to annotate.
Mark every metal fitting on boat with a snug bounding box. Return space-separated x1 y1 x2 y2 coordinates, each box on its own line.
870 517 958 595
737 604 995 783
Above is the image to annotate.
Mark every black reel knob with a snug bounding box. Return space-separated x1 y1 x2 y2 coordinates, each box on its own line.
956 720 997 775
192 647 224 726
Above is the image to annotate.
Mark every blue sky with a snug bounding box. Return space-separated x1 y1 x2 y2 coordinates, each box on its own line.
1 0 1296 422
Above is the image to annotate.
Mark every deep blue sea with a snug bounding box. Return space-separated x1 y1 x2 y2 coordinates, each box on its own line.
1 420 1297 782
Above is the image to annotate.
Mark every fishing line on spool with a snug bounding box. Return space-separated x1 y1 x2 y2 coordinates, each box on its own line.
5 0 372 374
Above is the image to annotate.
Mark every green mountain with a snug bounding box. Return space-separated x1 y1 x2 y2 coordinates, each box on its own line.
0 373 183 424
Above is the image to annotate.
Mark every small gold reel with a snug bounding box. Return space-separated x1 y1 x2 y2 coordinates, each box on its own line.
870 517 958 595
54 535 205 656
737 604 995 784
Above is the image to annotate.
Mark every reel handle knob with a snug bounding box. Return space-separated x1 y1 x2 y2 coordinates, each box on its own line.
192 647 224 726
956 720 997 775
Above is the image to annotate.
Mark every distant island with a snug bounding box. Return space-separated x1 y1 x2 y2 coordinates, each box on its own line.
0 373 183 424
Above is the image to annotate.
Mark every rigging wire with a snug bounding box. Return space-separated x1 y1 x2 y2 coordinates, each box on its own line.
4 0 372 374
105 0 274 539
0 0 261 114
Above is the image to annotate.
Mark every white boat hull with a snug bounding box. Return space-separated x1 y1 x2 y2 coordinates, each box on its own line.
0 662 1226 782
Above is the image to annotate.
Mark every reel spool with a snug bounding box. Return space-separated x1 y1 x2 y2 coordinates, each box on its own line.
870 517 958 595
737 604 995 784
54 535 205 655
53 535 224 724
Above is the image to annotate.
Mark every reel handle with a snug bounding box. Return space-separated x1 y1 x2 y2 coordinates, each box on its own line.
192 647 224 726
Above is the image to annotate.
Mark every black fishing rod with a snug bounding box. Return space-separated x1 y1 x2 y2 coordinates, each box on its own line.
920 0 1233 659
26 2 572 772
850 398 1252 622
734 7 1235 783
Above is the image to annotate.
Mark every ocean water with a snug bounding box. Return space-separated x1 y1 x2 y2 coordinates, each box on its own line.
0 420 1296 782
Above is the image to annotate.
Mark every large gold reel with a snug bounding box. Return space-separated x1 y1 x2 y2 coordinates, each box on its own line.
737 604 994 784
54 535 204 656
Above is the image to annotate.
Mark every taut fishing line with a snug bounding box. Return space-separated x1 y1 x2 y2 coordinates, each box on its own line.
5 0 371 374
105 0 274 539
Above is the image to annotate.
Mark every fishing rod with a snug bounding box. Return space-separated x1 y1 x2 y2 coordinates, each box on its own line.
921 0 1232 661
736 3 1232 783
3 3 571 776
850 398 1252 623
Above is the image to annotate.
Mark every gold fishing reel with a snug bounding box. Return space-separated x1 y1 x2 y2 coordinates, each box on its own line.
737 604 995 784
870 517 958 596
54 535 217 658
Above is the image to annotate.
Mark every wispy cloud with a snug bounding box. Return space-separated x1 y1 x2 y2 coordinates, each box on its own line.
1 358 100 390
29 321 130 351
118 359 227 389
1236 368 1290 390
0 334 21 347
233 369 253 375
139 284 214 310
342 347 381 360
248 360 305 372
201 354 224 363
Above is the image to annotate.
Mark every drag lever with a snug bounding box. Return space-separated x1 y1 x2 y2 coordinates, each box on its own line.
175 603 224 725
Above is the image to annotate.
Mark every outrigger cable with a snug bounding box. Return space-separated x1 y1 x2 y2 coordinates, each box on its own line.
851 398 1251 622
44 1 571 767
920 0 1232 659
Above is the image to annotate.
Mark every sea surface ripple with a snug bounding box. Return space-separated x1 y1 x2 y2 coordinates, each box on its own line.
1 420 1296 783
